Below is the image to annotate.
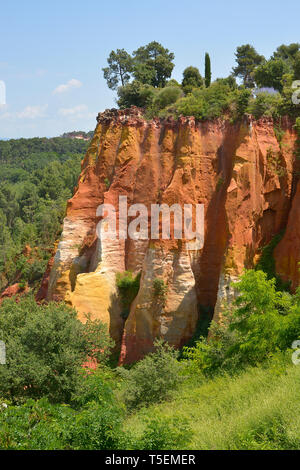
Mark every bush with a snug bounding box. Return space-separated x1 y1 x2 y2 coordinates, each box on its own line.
184 270 299 375
0 395 123 450
117 81 155 108
176 81 233 120
182 66 203 94
153 86 182 109
135 416 193 450
0 296 114 403
116 271 141 319
248 91 282 119
152 278 167 305
118 339 182 409
255 232 290 290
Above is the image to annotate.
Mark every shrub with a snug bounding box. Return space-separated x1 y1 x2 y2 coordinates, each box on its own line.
294 117 300 159
184 270 298 374
118 339 182 409
135 416 193 450
176 81 233 120
255 232 290 290
0 395 123 450
0 296 114 403
154 86 182 109
152 278 167 305
247 92 282 119
182 66 203 94
117 81 155 108
116 271 141 319
66 401 123 450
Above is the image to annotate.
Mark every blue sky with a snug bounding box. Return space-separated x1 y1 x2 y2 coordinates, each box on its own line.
0 0 299 138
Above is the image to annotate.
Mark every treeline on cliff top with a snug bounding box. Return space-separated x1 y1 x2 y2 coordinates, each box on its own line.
0 137 89 293
102 41 300 121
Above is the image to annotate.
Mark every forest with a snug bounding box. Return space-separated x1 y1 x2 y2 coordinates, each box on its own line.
0 137 89 292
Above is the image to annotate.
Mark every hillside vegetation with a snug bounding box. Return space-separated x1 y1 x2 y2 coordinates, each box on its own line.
1 270 300 449
0 137 89 292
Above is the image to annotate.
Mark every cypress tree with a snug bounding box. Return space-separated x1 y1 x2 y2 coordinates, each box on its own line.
205 52 211 87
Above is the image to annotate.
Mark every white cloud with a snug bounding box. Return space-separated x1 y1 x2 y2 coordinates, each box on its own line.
58 104 95 120
53 78 82 95
0 104 48 120
16 104 48 119
58 104 88 116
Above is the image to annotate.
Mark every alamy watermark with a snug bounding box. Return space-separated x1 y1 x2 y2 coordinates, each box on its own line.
0 80 6 106
96 196 204 251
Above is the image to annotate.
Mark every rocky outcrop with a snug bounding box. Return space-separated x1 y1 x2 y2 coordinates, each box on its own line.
41 107 298 363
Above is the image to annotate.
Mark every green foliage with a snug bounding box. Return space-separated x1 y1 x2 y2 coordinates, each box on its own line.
133 41 175 88
117 80 155 109
205 52 212 88
293 52 300 80
265 147 286 177
152 277 167 296
116 271 141 319
183 269 299 375
254 58 291 92
273 43 300 64
274 124 285 145
295 117 300 159
104 41 300 124
0 137 86 291
153 85 182 109
176 81 233 119
232 44 265 88
102 49 134 89
118 339 181 409
0 296 113 403
124 355 300 450
0 395 123 450
216 176 224 191
233 88 251 118
247 91 282 119
182 66 203 94
135 416 192 450
104 177 110 189
255 232 290 290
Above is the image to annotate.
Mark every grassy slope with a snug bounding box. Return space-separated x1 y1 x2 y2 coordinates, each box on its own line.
124 356 300 449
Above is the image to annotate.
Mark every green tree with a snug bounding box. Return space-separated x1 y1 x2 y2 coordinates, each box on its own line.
153 85 182 109
0 296 114 403
102 49 134 90
273 43 300 64
133 41 175 88
254 58 290 92
205 52 212 87
233 44 265 88
293 52 300 80
117 80 155 108
118 339 181 409
182 66 203 94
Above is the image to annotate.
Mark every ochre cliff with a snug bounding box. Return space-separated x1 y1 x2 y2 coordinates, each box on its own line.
40 107 298 363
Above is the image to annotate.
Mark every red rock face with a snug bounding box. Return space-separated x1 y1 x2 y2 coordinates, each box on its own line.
41 108 298 363
0 283 29 305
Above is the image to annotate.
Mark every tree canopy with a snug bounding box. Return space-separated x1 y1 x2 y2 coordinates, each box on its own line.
233 44 265 88
102 49 134 89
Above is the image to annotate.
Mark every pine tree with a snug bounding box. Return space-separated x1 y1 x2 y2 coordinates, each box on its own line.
205 53 211 88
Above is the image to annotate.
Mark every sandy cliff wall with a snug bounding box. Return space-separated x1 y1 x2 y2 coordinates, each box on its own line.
40 107 298 363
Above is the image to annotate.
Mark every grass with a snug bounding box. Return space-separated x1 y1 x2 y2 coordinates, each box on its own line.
123 354 300 449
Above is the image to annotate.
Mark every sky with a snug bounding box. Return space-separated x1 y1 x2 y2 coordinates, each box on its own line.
0 0 299 139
